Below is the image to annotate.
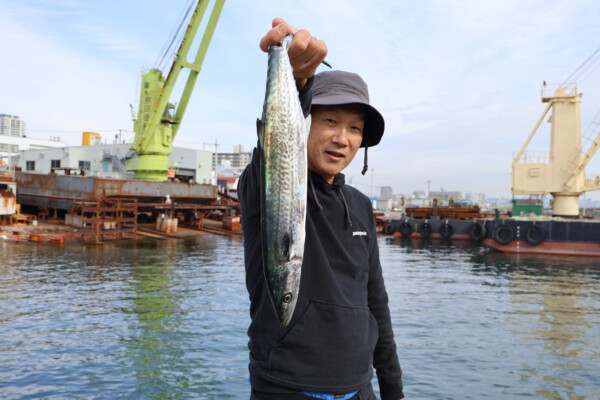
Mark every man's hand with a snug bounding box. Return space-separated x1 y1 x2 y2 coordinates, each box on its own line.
259 18 328 89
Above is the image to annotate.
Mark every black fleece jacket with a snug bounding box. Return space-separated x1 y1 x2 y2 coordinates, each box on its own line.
238 80 403 400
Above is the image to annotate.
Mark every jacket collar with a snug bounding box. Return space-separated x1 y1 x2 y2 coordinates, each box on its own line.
308 170 345 188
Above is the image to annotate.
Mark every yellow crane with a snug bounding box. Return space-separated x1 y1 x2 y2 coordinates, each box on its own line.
512 49 600 217
128 0 225 181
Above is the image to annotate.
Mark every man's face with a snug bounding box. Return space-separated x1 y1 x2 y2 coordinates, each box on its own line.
307 104 365 184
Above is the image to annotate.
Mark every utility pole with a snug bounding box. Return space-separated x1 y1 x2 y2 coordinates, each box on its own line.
214 140 219 170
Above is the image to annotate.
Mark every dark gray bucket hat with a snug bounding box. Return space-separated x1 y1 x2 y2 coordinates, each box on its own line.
311 70 385 148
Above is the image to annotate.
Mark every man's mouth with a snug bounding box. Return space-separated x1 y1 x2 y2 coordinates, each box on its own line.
325 150 345 159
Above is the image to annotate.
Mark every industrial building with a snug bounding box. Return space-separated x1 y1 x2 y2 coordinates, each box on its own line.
17 138 215 185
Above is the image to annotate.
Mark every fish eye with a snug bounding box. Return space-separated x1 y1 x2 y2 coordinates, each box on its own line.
283 292 293 303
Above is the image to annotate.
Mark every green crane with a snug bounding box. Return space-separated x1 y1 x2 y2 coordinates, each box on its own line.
128 0 225 181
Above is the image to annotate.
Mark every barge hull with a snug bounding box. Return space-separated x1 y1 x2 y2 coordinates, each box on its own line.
16 172 218 211
387 216 600 256
483 238 600 257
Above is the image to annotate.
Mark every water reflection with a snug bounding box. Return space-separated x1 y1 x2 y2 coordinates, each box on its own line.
0 242 22 325
473 250 600 399
385 236 484 255
476 251 600 271
121 236 245 399
384 237 600 399
2 234 597 400
124 239 194 399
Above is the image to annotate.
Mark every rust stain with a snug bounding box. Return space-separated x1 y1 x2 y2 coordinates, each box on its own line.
1 190 16 215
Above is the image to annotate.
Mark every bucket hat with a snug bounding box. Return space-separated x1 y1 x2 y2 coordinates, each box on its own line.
311 70 385 148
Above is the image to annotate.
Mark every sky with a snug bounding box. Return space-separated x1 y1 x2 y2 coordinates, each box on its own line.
2 0 600 200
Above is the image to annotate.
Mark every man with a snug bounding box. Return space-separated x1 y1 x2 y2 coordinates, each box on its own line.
238 18 404 400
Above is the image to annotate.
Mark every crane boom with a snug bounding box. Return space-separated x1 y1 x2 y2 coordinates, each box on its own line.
129 0 225 181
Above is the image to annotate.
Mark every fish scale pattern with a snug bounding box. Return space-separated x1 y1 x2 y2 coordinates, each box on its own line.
259 35 309 326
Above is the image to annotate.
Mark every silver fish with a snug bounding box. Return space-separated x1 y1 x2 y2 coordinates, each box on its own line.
259 35 309 327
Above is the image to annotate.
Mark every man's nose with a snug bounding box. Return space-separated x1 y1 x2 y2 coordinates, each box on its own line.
332 127 350 146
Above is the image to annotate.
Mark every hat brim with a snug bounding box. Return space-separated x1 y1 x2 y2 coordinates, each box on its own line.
311 94 385 148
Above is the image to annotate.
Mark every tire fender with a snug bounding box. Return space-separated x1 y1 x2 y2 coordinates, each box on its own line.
468 222 486 241
418 222 432 238
439 222 454 238
493 224 514 245
525 224 545 246
399 221 413 237
385 221 394 235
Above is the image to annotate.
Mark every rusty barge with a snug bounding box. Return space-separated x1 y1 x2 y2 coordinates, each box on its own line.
15 171 218 213
3 171 240 244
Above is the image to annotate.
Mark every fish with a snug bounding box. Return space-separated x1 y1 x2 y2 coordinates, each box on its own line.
258 35 309 327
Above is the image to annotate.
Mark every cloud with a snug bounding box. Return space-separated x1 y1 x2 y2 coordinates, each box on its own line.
0 4 135 138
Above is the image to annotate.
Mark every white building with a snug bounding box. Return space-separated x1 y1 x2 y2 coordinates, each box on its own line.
213 144 252 170
0 114 25 137
0 114 66 165
18 142 215 184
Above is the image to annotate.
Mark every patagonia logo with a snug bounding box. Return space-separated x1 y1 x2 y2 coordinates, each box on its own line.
352 231 367 237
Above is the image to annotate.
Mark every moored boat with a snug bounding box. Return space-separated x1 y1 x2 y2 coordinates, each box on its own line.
386 216 600 257
481 218 600 257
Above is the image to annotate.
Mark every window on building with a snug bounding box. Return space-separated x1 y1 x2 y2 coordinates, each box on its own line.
0 144 17 152
51 159 61 169
79 160 91 170
26 161 35 171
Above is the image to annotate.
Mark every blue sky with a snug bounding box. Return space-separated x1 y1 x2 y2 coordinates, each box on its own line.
2 0 600 199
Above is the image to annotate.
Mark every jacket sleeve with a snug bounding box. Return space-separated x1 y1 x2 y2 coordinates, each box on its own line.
367 212 404 400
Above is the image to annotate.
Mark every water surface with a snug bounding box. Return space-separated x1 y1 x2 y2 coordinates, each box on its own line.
1 236 598 399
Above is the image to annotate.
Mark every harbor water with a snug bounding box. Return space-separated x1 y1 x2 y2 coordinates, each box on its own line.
1 235 599 399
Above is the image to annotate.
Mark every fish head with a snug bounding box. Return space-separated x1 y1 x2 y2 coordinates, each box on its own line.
275 257 302 327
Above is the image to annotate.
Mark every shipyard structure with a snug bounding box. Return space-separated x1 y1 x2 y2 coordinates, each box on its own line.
385 76 600 256
0 0 243 243
0 131 244 243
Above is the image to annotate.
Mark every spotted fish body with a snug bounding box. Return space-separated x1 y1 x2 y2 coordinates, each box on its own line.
259 35 309 327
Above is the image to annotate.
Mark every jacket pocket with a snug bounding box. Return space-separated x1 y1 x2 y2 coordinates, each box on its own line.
268 300 378 389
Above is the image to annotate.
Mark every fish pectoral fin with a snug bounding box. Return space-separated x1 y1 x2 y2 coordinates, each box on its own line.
281 233 291 260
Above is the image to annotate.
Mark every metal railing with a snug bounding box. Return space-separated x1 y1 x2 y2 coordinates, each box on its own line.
541 82 578 98
513 150 549 164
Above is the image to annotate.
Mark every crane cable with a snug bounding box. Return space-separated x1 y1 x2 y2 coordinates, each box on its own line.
153 0 197 71
577 56 600 85
560 46 600 87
